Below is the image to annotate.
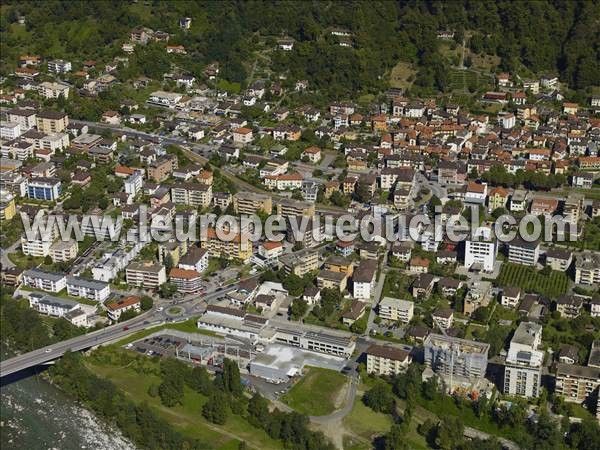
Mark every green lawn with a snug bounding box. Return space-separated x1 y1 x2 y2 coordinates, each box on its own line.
496 263 569 298
281 367 348 416
111 317 217 347
343 385 393 440
88 361 283 450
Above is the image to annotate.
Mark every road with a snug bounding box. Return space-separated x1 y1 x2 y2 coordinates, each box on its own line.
73 120 346 215
0 285 237 379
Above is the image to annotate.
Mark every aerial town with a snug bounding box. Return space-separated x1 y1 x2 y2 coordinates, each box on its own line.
1 3 599 450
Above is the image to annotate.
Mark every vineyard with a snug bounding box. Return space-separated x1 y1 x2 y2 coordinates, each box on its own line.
496 263 570 299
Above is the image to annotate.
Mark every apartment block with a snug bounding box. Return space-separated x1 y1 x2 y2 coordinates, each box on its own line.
366 344 412 376
503 322 544 398
106 295 141 321
233 191 273 215
378 297 414 323
170 182 213 208
22 268 67 292
36 110 69 133
574 252 600 285
424 334 489 379
508 238 540 266
66 276 111 302
125 262 167 288
49 239 79 262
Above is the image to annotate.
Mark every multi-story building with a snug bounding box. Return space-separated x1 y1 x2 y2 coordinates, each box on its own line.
352 260 377 299
49 239 79 262
424 334 490 380
28 293 94 327
317 269 348 292
508 238 540 266
71 133 103 152
366 344 412 376
39 81 70 99
432 308 454 331
148 156 177 182
178 247 209 273
200 227 253 261
464 227 497 272
169 268 203 294
463 281 492 316
27 177 62 201
574 252 600 285
232 192 273 215
275 198 315 218
378 297 414 323
1 121 21 140
170 182 213 208
501 287 522 308
6 108 36 130
510 189 528 212
0 190 16 220
22 268 67 292
125 262 167 288
66 276 111 302
106 295 141 321
280 248 319 277
47 59 72 73
503 322 544 398
555 294 583 318
36 110 68 133
555 364 600 404
545 247 572 272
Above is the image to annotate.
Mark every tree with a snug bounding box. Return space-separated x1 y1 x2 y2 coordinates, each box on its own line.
362 381 394 413
215 358 243 396
247 393 270 427
385 424 410 450
187 366 212 395
159 282 177 298
289 299 308 320
202 391 229 424
435 416 464 450
140 295 153 311
158 377 184 407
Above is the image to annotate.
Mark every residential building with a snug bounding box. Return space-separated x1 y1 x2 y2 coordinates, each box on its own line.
463 281 492 316
49 239 78 262
39 81 70 99
366 344 412 376
66 276 111 302
22 268 67 292
280 248 319 277
510 189 528 212
169 268 203 294
47 59 71 73
501 287 522 308
545 247 572 272
432 308 454 331
0 190 16 220
27 177 61 201
199 227 253 261
106 296 141 321
508 238 540 266
28 293 94 327
233 192 273 215
378 297 414 323
36 110 68 133
178 247 209 273
464 227 497 272
125 262 167 288
352 260 377 299
233 127 253 145
6 108 36 130
574 252 600 285
503 322 544 398
556 294 583 318
317 269 348 292
424 334 490 379
170 182 213 208
1 121 21 140
555 364 600 403
342 300 367 326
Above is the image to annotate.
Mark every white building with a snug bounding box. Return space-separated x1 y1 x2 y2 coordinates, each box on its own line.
126 261 167 288
503 322 544 398
378 297 414 323
508 238 540 266
124 172 143 197
39 81 70 99
366 344 412 376
22 268 67 293
464 227 497 272
106 295 141 321
0 121 21 140
178 247 209 273
47 59 72 73
28 293 95 327
66 276 111 302
352 260 377 299
147 91 183 108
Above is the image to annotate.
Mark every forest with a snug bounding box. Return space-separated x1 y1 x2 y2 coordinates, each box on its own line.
1 1 598 97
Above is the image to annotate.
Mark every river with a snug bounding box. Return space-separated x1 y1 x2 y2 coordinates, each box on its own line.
1 368 137 450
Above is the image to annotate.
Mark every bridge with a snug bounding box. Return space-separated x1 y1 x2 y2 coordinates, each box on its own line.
0 285 237 379
0 310 153 378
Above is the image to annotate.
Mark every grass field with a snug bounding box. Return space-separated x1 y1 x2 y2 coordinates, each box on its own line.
281 367 348 416
448 68 493 93
496 263 569 298
111 317 217 347
389 60 417 89
88 361 283 450
343 385 393 441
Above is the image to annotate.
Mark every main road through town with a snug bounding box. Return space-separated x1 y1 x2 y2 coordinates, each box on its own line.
0 285 236 379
